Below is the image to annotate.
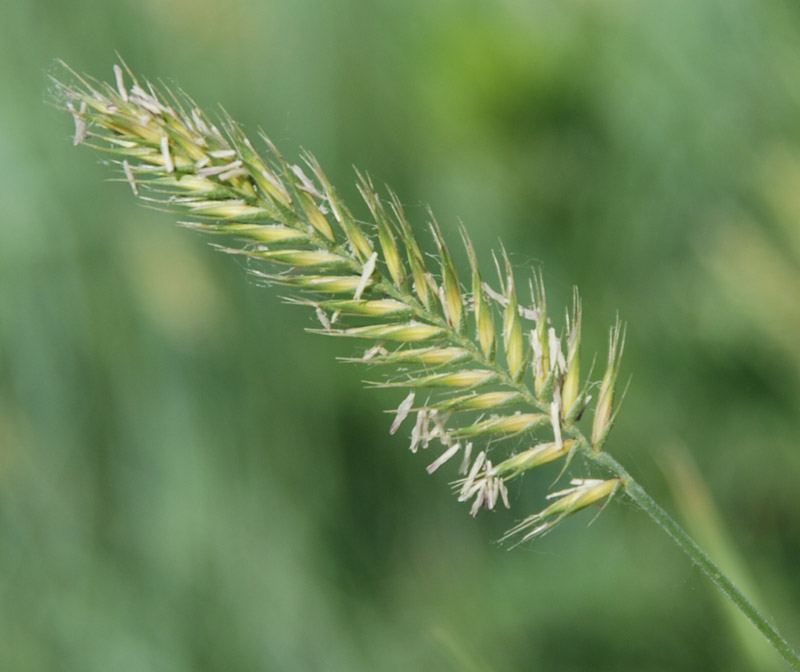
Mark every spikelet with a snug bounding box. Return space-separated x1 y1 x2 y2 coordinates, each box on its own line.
592 319 626 450
463 231 496 360
430 219 463 332
501 251 526 382
390 192 434 310
502 478 621 544
356 172 406 287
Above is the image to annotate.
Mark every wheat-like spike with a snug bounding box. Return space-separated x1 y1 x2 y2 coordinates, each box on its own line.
51 61 626 539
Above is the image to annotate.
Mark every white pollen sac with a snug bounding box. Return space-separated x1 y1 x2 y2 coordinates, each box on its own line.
361 344 388 361
218 167 249 182
198 160 242 178
390 392 415 435
458 441 473 475
549 327 565 373
427 410 449 445
426 442 460 474
260 168 288 197
409 410 428 453
191 109 211 136
70 101 87 146
499 480 510 509
290 164 324 199
315 306 331 331
208 149 237 160
160 135 174 173
113 64 128 102
130 86 163 116
459 451 486 501
354 252 378 301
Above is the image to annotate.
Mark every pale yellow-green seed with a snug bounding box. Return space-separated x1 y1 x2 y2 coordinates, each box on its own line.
306 155 372 260
561 356 581 418
463 233 495 359
379 226 405 288
156 174 221 193
317 299 411 316
180 222 309 245
477 302 495 361
591 321 625 449
277 275 368 294
356 173 407 287
503 257 524 379
496 439 574 476
255 249 348 267
387 369 497 389
432 390 523 411
455 412 548 437
169 132 207 162
546 479 620 518
232 224 308 244
358 346 470 366
503 478 620 543
189 201 268 219
431 223 463 330
342 214 374 262
391 195 430 308
299 196 336 242
332 322 444 342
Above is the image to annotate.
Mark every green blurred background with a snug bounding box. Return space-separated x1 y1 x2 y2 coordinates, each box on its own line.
2 0 800 669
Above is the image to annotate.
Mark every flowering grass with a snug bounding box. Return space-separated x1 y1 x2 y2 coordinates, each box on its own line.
50 61 800 669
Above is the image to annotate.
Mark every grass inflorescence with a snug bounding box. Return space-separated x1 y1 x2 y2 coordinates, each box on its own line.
50 60 626 543
50 61 800 669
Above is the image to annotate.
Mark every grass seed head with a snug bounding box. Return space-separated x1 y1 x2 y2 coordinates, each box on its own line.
53 60 628 544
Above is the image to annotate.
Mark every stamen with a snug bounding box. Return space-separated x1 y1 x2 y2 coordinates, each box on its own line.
390 392 415 435
160 135 174 173
113 64 128 102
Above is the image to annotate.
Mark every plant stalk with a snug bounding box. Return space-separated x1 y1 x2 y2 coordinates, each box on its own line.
593 450 800 671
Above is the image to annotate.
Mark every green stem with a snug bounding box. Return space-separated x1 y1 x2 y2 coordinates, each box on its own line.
593 450 800 671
